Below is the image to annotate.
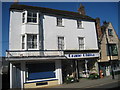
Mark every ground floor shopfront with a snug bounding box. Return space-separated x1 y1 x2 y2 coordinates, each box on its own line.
8 58 64 89
98 60 120 77
6 50 100 89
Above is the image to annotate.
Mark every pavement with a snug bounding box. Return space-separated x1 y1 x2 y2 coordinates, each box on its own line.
50 75 120 88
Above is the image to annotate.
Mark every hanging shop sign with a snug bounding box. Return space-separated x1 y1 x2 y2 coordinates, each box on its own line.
65 53 99 59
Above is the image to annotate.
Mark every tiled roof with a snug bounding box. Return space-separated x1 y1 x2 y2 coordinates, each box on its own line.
10 4 95 22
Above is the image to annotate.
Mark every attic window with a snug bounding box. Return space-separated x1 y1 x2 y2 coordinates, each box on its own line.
108 29 113 36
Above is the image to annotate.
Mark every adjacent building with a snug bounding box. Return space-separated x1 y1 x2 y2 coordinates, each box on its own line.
6 4 99 88
98 21 120 76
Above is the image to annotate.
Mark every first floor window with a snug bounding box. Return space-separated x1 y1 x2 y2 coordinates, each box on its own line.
58 37 64 50
78 37 84 50
107 44 118 56
27 34 37 49
22 35 25 49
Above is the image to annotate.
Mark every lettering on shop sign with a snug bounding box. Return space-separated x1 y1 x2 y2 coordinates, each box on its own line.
65 53 99 59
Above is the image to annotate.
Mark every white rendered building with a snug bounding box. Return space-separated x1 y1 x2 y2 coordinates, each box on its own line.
6 4 99 88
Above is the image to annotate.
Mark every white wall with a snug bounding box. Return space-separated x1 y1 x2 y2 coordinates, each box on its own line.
9 11 22 50
43 15 98 50
10 11 39 50
9 11 98 51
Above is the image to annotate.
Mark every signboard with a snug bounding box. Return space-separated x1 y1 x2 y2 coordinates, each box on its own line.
65 53 99 59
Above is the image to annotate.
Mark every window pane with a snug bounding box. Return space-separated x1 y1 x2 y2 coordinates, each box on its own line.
27 12 37 23
108 29 113 36
22 13 25 23
77 20 82 28
26 63 55 80
78 37 84 50
22 35 25 49
58 37 64 50
33 13 37 17
57 18 62 26
107 44 118 56
27 34 37 49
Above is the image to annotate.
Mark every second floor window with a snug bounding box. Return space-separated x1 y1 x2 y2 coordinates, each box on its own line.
27 12 37 23
57 17 62 26
58 37 64 50
27 34 37 49
22 12 25 23
78 37 84 50
108 29 113 36
77 20 82 29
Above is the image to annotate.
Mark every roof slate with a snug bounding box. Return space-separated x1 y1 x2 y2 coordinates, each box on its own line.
10 4 95 22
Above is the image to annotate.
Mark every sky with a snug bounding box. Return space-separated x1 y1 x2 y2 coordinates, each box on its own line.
1 2 119 56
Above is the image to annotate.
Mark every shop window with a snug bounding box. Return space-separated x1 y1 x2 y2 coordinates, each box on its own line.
26 63 55 80
106 44 118 56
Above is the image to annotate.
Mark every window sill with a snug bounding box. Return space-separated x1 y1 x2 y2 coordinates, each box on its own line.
77 27 84 29
22 22 39 25
56 25 64 27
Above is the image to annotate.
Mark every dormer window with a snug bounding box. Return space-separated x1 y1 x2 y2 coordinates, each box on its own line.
57 17 63 27
108 29 113 36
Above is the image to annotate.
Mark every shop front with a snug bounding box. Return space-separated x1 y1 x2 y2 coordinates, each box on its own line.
7 57 64 89
62 50 100 82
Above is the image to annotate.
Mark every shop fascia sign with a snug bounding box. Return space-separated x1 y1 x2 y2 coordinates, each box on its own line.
65 53 99 59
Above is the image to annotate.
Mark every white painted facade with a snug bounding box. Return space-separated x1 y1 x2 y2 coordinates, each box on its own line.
9 11 98 51
8 4 99 89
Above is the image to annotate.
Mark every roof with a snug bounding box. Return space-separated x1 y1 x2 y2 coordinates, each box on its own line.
10 4 95 22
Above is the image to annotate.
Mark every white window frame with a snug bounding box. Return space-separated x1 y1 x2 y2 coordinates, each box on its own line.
27 34 38 50
78 37 85 50
108 29 113 36
77 20 83 29
56 17 63 27
58 37 64 50
22 11 39 24
22 35 25 49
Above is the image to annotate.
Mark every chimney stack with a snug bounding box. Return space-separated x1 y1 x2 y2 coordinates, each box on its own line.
78 4 86 15
96 18 102 39
14 0 19 4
